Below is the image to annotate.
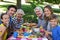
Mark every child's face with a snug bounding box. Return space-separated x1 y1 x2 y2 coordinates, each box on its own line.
2 14 9 24
16 13 23 19
50 19 58 27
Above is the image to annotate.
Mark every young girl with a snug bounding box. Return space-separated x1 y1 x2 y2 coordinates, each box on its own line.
0 13 9 40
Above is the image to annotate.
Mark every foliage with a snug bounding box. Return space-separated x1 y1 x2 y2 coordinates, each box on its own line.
45 0 60 4
23 14 37 23
53 8 60 13
29 0 60 4
28 0 42 9
22 5 34 14
21 5 38 23
0 5 60 23
21 5 60 23
0 0 3 2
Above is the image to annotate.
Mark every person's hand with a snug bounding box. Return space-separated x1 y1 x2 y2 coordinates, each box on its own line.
45 31 49 37
45 31 52 37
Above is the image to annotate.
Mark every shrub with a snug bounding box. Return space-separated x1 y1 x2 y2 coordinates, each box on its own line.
21 5 60 23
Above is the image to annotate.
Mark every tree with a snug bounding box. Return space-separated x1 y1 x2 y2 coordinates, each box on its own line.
0 0 3 2
17 0 21 9
45 0 60 4
28 0 42 9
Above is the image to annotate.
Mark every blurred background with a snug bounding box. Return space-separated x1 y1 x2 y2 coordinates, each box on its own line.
0 0 60 23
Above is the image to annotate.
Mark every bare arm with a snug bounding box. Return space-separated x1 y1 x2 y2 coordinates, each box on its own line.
48 31 52 35
45 30 52 37
0 26 6 37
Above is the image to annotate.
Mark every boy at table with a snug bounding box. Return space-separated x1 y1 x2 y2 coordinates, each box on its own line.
0 13 9 40
12 9 25 31
46 15 60 40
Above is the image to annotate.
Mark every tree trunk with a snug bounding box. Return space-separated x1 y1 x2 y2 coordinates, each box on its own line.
17 0 21 9
0 0 3 2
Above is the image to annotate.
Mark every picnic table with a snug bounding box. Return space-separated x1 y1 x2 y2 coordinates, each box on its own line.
7 23 48 40
7 36 48 40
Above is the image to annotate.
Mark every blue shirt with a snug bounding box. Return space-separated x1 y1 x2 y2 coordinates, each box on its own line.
38 17 47 30
52 25 60 40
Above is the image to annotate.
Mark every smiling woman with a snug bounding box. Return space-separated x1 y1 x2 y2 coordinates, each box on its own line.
44 5 53 21
44 5 56 40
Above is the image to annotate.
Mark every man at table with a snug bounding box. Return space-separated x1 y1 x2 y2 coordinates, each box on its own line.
34 6 47 30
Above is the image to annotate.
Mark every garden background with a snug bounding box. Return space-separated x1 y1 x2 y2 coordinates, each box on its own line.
0 0 60 24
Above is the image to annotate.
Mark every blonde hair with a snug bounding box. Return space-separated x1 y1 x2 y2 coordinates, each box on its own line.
16 9 25 15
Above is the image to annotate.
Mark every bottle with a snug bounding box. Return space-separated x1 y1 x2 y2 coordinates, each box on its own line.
40 26 44 32
40 26 43 30
40 26 43 29
40 26 45 37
